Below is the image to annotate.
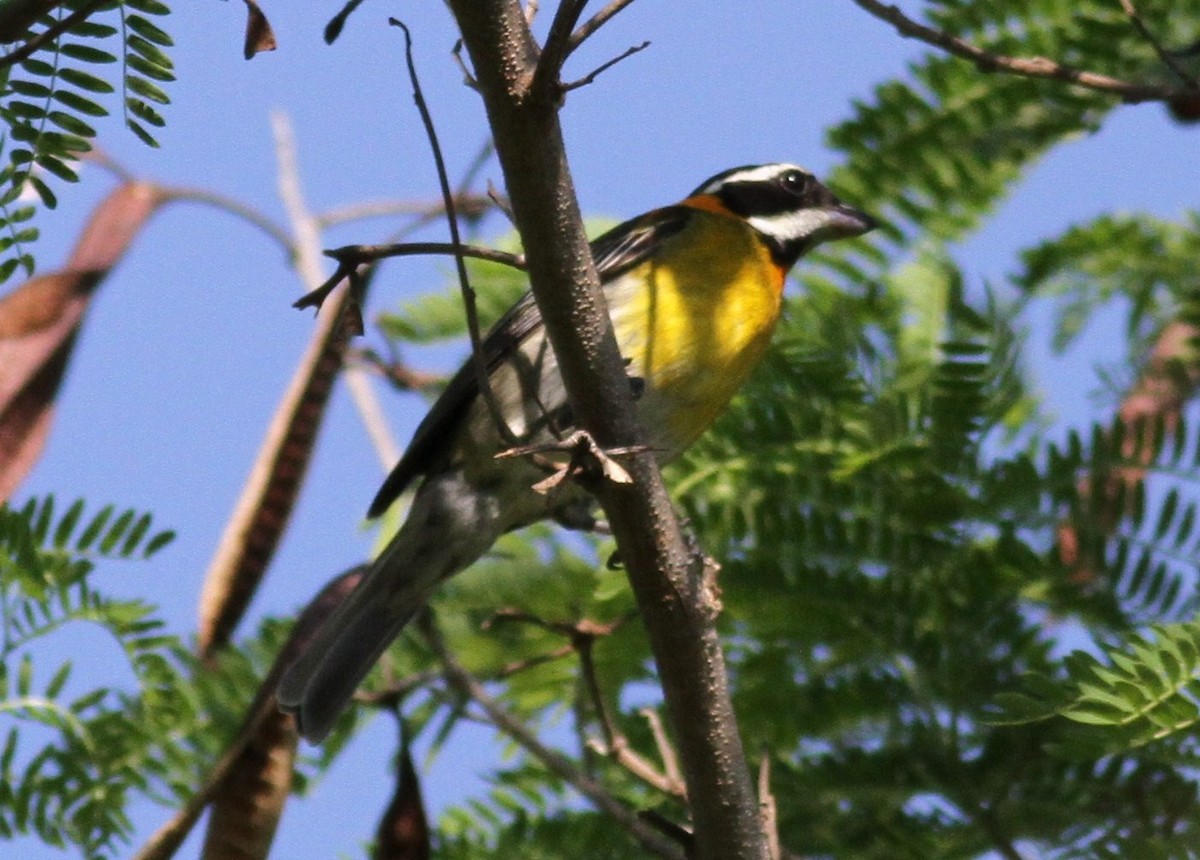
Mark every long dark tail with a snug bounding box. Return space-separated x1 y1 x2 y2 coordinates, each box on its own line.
278 473 506 742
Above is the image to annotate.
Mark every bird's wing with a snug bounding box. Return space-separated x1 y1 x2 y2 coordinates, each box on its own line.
366 206 693 518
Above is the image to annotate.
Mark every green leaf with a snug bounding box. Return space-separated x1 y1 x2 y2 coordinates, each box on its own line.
58 67 115 94
125 14 173 47
50 89 108 117
124 74 168 105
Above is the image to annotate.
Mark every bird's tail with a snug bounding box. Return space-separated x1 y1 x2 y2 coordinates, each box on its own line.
278 473 506 742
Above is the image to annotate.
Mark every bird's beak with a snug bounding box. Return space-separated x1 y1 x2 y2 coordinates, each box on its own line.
824 202 878 239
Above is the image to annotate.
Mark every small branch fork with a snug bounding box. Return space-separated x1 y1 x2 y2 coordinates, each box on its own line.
529 0 650 98
850 0 1200 103
483 607 689 800
420 614 687 860
496 430 649 493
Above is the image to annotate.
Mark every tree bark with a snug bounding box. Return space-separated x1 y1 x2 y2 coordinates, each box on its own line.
446 3 766 858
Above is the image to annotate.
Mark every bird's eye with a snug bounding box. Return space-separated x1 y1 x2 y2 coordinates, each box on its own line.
780 170 809 194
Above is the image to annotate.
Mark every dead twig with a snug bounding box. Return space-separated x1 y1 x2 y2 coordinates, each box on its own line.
497 429 648 493
347 346 444 393
640 707 684 792
758 757 781 860
316 193 493 229
392 18 518 448
293 242 526 312
421 614 686 860
567 0 641 56
564 40 650 92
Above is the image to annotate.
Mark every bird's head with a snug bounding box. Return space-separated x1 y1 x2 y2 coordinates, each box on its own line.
688 162 877 267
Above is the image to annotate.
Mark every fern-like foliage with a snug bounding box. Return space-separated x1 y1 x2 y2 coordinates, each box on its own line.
1016 211 1200 354
993 621 1200 753
0 495 187 857
0 0 173 283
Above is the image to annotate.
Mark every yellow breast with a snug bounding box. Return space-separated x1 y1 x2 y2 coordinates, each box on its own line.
607 210 785 457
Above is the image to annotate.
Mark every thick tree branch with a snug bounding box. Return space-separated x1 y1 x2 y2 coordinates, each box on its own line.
446 3 766 858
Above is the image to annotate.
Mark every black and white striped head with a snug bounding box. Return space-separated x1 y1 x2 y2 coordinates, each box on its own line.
689 163 877 268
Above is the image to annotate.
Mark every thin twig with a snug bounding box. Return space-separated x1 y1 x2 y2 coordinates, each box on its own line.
850 0 1194 103
487 179 515 225
421 615 687 860
640 707 683 791
1118 0 1200 88
348 347 444 393
272 110 399 467
392 18 518 446
0 0 106 69
317 194 493 229
294 240 526 313
580 641 688 800
450 38 480 91
563 40 650 91
161 185 294 259
329 241 525 270
567 0 640 56
758 757 781 860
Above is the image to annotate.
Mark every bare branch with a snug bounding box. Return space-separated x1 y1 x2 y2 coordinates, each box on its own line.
758 758 781 860
294 241 525 314
640 707 683 791
347 347 444 393
563 40 650 92
487 179 515 224
328 241 525 270
316 193 493 229
393 18 519 446
850 0 1196 103
159 185 294 259
497 430 647 492
422 615 687 860
451 38 481 91
567 0 640 56
581 634 688 800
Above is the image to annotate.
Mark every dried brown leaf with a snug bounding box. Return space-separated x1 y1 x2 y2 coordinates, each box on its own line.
241 0 277 60
0 182 164 503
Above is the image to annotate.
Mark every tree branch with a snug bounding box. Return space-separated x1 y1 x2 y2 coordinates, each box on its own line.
446 2 766 858
849 0 1197 104
0 0 106 69
422 615 686 860
567 0 640 56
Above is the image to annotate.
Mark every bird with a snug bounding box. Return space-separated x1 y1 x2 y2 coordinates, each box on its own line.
277 163 877 742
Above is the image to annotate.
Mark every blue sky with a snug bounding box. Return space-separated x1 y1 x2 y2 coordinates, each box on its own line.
10 2 1199 857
